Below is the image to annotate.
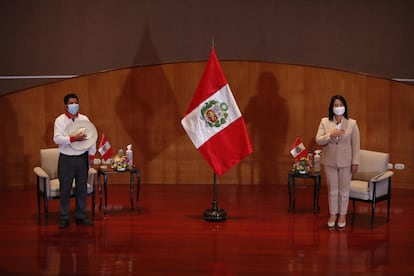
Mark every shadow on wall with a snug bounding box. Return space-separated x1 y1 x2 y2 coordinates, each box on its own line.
243 72 289 184
116 22 183 183
43 120 55 148
0 96 26 185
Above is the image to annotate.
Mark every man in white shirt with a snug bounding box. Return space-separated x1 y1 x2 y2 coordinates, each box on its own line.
53 93 96 229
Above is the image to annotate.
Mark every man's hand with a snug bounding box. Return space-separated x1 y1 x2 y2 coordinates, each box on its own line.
72 131 86 141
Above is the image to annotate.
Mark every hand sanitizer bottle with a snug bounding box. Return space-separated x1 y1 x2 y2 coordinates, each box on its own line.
126 144 133 167
314 150 321 172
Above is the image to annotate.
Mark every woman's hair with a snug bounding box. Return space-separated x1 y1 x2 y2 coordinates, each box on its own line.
328 94 348 120
63 93 79 105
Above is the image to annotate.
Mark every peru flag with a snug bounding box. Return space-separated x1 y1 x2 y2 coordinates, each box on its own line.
290 136 308 161
98 133 114 161
181 48 253 176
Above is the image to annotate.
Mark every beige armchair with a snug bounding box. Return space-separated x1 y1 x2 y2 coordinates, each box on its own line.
349 149 393 227
34 148 96 224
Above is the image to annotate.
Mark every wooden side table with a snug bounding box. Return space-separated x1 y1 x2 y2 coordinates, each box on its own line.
288 171 321 213
97 166 141 214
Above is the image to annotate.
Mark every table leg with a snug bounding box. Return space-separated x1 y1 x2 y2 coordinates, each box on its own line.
292 177 296 211
316 175 321 211
104 174 108 214
288 174 293 212
129 171 134 210
313 175 321 213
92 189 95 219
97 173 102 211
313 177 317 213
136 170 141 210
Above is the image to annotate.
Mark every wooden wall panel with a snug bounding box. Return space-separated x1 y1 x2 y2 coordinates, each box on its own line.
0 62 412 188
388 82 414 188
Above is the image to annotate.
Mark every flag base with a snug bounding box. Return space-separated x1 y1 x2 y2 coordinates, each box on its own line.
203 207 227 222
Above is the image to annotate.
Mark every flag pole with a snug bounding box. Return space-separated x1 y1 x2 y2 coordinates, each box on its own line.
203 172 227 222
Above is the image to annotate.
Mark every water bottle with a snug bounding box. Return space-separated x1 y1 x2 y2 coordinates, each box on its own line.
307 152 313 171
126 144 133 167
314 150 321 172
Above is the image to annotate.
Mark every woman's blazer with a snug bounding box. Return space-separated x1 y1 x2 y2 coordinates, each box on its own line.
315 117 360 168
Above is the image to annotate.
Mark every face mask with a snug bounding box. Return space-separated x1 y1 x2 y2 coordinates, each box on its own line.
67 103 79 115
333 106 345 116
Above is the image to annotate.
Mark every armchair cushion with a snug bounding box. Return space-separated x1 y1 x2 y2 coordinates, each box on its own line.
354 150 389 174
350 180 370 200
40 148 60 179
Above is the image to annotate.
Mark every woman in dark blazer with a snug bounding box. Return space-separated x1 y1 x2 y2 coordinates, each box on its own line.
315 95 360 228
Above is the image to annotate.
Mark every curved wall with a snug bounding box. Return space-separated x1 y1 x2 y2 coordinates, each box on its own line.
0 61 412 188
1 0 414 95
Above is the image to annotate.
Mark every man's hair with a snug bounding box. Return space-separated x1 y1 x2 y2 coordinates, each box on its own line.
63 93 79 105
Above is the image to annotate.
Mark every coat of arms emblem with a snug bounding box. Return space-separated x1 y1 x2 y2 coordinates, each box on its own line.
200 100 229 127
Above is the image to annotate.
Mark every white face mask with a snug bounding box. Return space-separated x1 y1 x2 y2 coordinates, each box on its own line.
333 106 345 116
67 103 79 115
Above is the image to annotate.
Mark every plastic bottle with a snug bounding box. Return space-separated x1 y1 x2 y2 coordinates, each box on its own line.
126 144 133 167
314 150 321 172
118 148 124 157
307 152 313 171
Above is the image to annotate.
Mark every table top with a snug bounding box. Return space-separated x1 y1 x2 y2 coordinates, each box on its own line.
97 166 140 174
288 170 321 177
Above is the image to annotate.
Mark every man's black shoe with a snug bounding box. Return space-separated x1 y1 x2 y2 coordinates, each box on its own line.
59 219 70 229
75 218 93 226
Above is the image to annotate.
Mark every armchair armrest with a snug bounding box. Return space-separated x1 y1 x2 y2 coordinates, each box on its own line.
34 167 50 179
88 167 97 175
370 171 394 182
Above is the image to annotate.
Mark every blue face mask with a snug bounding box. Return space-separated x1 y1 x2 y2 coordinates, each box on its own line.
67 103 79 115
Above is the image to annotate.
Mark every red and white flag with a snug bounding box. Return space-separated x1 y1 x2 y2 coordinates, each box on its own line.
98 133 114 161
290 136 308 161
181 48 253 176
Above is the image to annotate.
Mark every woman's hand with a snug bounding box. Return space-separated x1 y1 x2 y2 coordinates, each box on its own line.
330 129 345 139
351 164 359 174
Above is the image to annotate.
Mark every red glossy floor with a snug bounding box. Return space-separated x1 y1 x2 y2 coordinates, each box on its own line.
0 183 413 275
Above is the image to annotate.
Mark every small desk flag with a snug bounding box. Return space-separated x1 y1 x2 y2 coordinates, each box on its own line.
98 133 114 161
290 136 308 161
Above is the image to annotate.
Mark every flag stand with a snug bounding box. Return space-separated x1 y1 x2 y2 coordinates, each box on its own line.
203 172 227 222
